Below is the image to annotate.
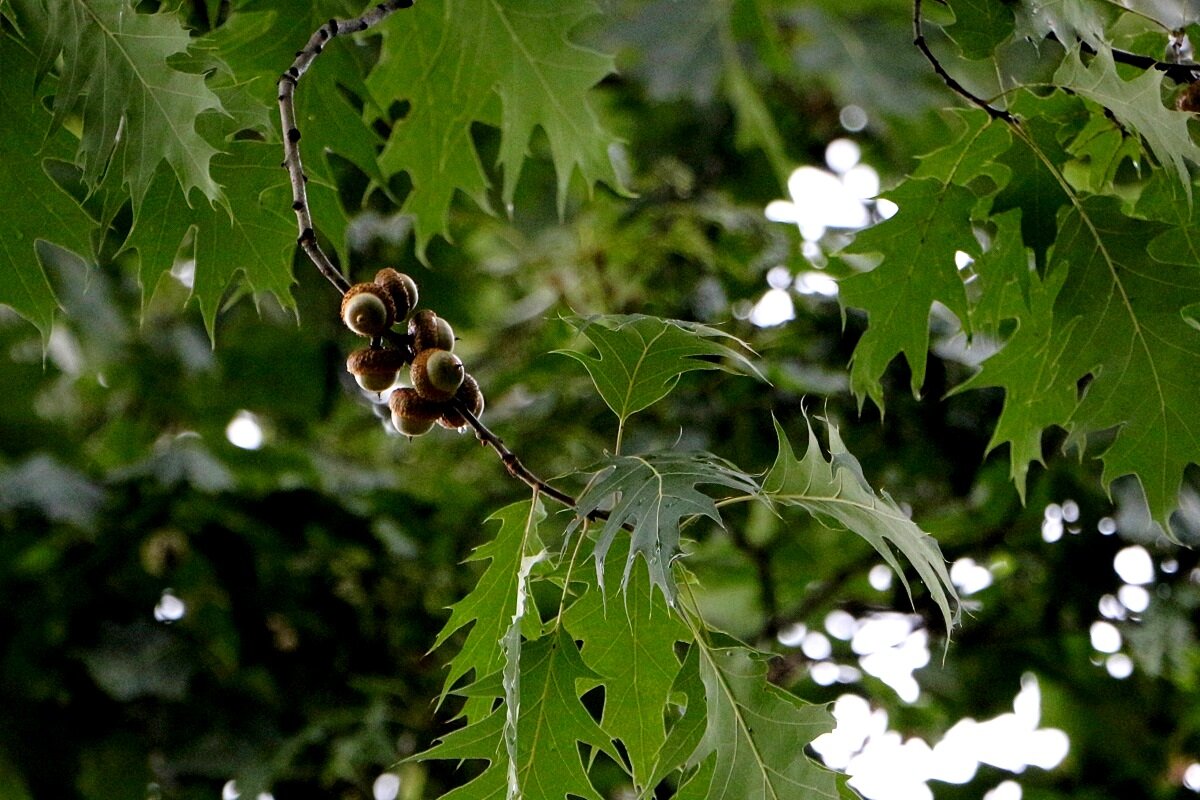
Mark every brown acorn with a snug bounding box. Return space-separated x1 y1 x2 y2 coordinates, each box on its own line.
1177 81 1200 113
374 268 418 321
340 283 395 336
409 309 455 353
346 347 409 393
438 374 485 429
410 348 464 401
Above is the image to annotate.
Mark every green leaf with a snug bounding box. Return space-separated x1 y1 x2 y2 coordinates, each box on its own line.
123 141 341 337
912 108 1012 188
573 451 761 605
838 179 980 406
201 2 388 188
1061 107 1142 194
563 538 690 790
1054 47 1198 199
418 629 615 800
10 0 224 210
429 500 544 715
1012 0 1115 47
945 0 1016 60
1051 196 1200 531
645 644 710 793
688 638 840 800
764 416 958 635
0 34 95 339
954 264 1079 500
989 90 1080 264
967 209 1034 331
367 0 627 256
557 314 763 426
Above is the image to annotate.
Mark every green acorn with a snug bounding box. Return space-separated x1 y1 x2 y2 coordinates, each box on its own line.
410 348 464 401
340 283 395 337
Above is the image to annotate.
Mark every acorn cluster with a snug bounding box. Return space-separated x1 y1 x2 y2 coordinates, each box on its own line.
340 268 485 437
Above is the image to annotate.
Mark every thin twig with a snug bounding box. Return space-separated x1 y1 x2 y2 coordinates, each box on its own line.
913 0 1016 123
453 400 580 509
452 399 625 528
277 0 416 296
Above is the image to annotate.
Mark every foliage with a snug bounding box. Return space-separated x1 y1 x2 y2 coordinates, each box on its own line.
2 1 1200 800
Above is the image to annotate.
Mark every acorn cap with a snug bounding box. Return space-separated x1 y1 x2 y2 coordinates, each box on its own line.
340 283 395 336
346 347 409 393
439 374 484 429
374 268 417 320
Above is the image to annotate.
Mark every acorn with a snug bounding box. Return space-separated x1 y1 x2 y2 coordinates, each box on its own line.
340 283 395 336
410 348 464 401
388 387 443 436
374 268 418 321
438 374 485 429
346 347 409 393
409 309 455 352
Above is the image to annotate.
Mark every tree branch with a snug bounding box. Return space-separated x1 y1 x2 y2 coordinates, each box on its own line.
280 1 627 532
453 400 582 511
277 0 416 297
913 0 1199 123
1081 38 1200 84
913 0 1016 124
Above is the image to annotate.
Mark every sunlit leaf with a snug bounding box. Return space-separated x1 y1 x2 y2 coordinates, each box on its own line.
573 451 761 605
1062 108 1142 194
912 107 1012 188
764 416 958 635
501 515 547 791
367 0 627 256
1011 0 1115 47
1055 47 1198 199
557 314 762 426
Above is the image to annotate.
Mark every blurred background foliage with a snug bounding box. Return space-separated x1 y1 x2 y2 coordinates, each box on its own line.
3 0 1200 798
